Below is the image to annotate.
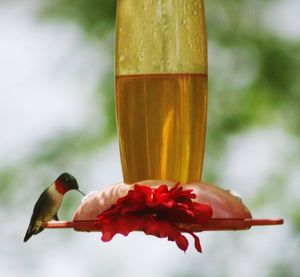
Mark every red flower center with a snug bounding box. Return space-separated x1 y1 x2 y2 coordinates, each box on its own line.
96 183 213 252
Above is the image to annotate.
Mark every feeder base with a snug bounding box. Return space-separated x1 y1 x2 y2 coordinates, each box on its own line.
42 218 283 232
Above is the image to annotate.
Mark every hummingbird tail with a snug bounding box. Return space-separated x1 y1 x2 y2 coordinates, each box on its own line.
23 224 44 242
23 230 33 242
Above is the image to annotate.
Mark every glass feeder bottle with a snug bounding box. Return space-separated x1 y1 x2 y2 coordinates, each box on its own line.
115 0 208 184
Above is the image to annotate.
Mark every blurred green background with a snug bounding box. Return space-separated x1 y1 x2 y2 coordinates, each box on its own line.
0 0 299 276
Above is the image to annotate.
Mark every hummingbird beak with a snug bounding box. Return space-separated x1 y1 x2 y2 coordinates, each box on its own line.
77 189 86 196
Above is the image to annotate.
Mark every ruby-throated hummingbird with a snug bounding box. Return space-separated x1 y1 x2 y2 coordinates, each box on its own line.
23 172 85 242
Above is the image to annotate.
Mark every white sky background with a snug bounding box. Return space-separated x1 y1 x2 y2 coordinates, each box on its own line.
0 0 107 167
264 0 300 39
0 0 300 277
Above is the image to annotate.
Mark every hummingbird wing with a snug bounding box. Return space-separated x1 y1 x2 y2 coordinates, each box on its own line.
23 188 54 242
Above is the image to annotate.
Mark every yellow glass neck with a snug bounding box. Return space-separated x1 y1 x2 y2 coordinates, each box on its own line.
116 0 207 75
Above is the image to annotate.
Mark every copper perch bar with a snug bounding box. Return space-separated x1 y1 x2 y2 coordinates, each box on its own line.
42 218 284 232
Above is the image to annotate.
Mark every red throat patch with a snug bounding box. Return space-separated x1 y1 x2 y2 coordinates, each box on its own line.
55 180 68 195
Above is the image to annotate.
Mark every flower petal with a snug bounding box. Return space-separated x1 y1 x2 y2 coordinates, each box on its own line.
96 183 212 252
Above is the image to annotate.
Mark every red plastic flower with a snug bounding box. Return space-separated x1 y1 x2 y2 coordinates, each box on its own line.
96 183 213 252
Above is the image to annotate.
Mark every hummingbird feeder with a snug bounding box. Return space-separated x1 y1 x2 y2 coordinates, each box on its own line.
42 0 283 252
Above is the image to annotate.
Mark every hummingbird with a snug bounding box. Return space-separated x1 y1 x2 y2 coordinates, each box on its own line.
23 172 85 242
